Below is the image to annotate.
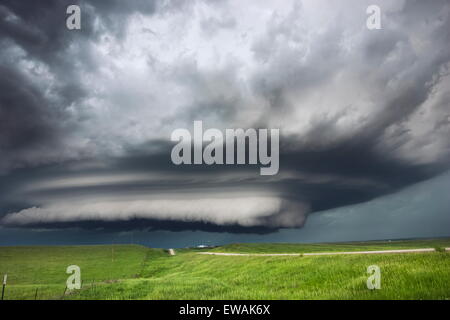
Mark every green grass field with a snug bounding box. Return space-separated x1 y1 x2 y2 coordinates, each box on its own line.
1 239 449 300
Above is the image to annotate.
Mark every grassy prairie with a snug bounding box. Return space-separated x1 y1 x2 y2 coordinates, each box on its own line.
0 245 149 299
0 239 449 300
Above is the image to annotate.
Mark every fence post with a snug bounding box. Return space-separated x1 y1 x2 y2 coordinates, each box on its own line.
1 274 7 300
61 286 67 300
34 287 39 300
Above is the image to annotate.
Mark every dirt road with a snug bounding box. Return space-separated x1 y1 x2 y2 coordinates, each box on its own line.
197 247 450 257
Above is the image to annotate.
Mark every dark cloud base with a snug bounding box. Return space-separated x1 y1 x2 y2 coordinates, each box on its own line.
1 139 448 234
10 218 278 235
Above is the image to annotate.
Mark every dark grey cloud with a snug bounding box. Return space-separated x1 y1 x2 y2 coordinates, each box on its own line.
0 0 449 237
0 63 67 171
0 0 163 172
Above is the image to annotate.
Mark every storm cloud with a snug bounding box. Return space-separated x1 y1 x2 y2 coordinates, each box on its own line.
0 0 450 237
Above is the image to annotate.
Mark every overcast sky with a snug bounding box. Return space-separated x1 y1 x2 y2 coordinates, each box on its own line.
0 0 449 244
